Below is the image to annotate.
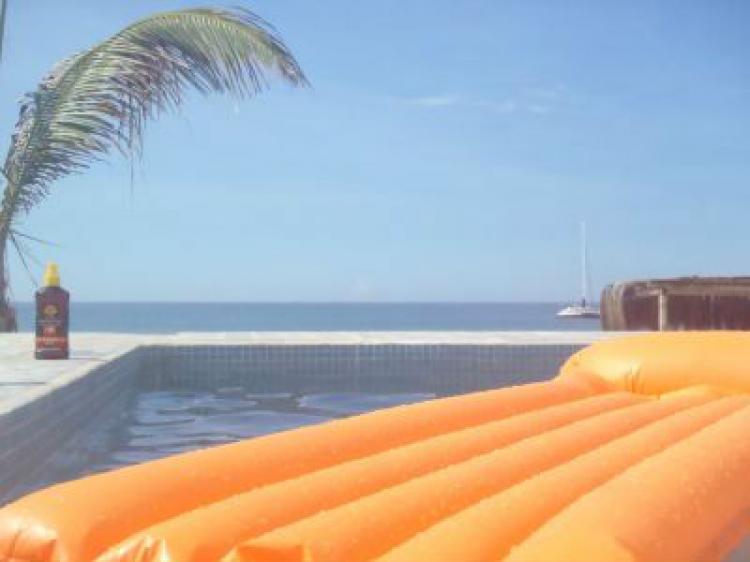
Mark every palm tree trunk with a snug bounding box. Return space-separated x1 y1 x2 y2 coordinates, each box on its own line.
0 219 18 331
0 0 7 62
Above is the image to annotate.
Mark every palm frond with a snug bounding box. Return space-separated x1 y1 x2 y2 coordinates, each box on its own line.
0 6 307 225
9 231 40 287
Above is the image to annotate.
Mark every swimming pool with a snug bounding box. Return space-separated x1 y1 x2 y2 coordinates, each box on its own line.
0 339 586 504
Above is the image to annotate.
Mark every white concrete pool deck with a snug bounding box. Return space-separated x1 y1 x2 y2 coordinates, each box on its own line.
0 331 621 413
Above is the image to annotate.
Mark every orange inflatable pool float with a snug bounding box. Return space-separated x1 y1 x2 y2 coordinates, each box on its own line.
1 332 750 562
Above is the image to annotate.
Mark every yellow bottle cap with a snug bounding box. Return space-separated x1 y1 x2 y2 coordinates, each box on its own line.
43 263 60 287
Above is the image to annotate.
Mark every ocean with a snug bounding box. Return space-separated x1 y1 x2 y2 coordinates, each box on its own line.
12 302 600 333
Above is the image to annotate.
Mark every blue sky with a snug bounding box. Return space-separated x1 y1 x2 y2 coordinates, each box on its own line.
1 0 748 302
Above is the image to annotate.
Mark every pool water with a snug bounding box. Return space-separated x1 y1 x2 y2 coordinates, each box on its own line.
88 388 435 474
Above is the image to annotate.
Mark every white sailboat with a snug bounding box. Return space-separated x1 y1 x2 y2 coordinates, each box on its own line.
557 222 600 319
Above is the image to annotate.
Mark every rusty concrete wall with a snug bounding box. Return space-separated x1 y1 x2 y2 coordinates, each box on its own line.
601 277 750 331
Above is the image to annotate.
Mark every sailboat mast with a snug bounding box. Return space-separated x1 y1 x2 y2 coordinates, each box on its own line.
581 222 588 305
